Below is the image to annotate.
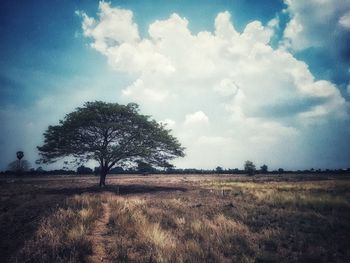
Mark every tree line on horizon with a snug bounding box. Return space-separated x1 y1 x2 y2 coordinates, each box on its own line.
3 161 350 176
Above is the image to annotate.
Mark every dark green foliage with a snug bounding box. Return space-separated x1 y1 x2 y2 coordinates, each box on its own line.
137 161 155 174
244 160 256 175
260 164 268 173
215 166 223 174
76 165 93 174
16 151 24 160
37 101 185 185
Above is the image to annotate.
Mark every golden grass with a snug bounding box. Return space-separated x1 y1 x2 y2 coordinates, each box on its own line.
2 175 349 262
102 177 350 262
16 194 103 263
106 195 257 263
107 196 177 262
202 179 350 210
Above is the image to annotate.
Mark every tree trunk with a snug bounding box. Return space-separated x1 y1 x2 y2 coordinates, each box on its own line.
99 170 107 187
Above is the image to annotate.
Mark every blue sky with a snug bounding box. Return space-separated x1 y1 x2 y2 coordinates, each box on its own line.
1 0 350 171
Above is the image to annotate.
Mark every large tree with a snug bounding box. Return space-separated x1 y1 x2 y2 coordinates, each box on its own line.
37 101 185 186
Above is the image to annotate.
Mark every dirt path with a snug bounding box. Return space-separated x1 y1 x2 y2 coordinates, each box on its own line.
86 201 111 263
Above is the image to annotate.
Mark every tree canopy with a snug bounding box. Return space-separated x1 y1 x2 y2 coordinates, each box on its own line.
37 101 185 186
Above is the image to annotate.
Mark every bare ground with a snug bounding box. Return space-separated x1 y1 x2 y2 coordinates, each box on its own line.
86 199 111 263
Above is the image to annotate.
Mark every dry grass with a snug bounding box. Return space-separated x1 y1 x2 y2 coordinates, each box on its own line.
202 179 350 210
105 195 269 262
104 176 350 262
16 194 103 263
1 174 349 262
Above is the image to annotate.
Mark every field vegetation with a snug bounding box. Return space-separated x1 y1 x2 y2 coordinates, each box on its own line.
0 174 349 262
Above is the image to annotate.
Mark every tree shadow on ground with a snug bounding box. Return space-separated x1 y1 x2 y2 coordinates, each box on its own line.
40 184 187 196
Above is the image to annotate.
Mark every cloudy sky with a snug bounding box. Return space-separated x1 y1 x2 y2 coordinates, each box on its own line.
1 0 350 171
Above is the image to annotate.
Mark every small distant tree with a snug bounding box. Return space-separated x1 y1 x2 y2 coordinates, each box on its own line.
109 166 124 174
260 164 268 174
278 168 284 174
37 101 185 187
244 160 256 175
215 166 223 174
8 160 31 175
8 151 31 175
77 165 93 175
36 166 45 174
137 161 155 174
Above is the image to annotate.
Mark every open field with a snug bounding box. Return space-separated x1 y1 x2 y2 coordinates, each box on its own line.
1 174 349 262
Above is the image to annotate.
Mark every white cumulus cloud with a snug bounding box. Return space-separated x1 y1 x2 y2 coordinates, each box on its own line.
339 12 350 29
81 2 140 53
79 2 349 169
184 111 209 126
282 0 350 50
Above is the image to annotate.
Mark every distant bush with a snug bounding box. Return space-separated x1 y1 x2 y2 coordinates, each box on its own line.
260 164 268 173
244 160 256 175
77 165 93 175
